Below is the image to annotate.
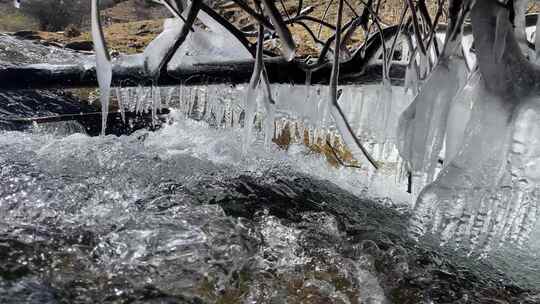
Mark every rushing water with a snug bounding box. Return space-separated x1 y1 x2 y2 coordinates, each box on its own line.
0 109 538 303
0 32 539 303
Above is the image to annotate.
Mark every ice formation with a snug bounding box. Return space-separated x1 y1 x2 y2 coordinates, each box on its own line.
144 6 251 75
84 0 540 254
397 50 468 195
536 14 540 63
403 0 540 254
90 0 112 135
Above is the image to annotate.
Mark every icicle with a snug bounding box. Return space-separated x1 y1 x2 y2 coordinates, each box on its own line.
316 87 329 129
216 103 226 127
418 52 429 79
296 121 305 143
91 0 112 135
114 88 126 123
513 0 529 57
262 93 276 150
225 105 233 128
399 55 468 182
307 128 314 146
190 87 198 116
242 86 258 153
378 79 393 142
273 119 282 139
404 61 419 94
203 89 214 122
536 13 540 63
135 86 149 114
479 189 506 254
232 108 241 129
354 89 366 136
493 7 509 63
289 121 297 142
304 70 312 104
184 87 192 116
151 86 161 127
165 87 176 107
242 24 266 155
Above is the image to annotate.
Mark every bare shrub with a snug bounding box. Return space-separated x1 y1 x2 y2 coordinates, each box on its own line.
19 0 120 31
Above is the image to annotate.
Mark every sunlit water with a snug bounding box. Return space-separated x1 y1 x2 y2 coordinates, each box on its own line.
1 31 539 302
0 110 538 303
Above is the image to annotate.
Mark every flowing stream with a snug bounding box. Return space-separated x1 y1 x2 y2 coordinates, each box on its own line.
0 30 539 304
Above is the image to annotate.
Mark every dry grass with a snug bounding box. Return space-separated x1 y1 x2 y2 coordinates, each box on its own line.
0 4 40 32
30 0 448 56
37 19 163 54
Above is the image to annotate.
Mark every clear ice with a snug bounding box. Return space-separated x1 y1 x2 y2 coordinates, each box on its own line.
397 54 468 193
404 1 540 253
91 0 112 135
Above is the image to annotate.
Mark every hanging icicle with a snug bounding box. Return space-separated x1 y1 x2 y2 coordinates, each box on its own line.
90 0 112 135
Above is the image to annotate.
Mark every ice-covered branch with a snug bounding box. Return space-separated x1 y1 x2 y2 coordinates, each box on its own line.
260 0 296 61
0 60 405 90
242 23 266 155
328 0 378 170
144 0 201 78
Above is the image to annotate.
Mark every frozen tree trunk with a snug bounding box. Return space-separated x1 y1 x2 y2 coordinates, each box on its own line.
0 60 405 90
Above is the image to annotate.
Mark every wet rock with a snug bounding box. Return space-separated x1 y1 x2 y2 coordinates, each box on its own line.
64 40 94 52
40 41 65 48
0 33 85 67
12 31 40 40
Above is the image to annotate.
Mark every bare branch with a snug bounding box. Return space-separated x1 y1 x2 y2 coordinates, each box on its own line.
260 0 297 61
329 0 379 170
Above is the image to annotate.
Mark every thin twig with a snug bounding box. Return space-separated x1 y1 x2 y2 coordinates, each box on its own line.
287 15 337 30
385 3 408 78
405 0 427 55
229 0 275 29
317 0 335 38
326 139 363 168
